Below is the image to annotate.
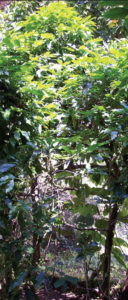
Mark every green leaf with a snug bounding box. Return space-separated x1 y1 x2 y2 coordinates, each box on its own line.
103 8 128 19
34 206 43 221
85 142 107 153
2 109 11 120
0 174 14 185
100 1 128 8
121 101 128 110
114 237 128 248
110 131 118 141
55 171 73 179
0 221 5 229
0 163 16 173
65 275 78 285
26 247 34 254
84 214 94 226
27 142 37 149
14 39 21 47
21 131 30 140
54 278 67 288
35 271 46 287
77 205 97 216
9 271 28 292
14 131 21 141
6 179 14 193
77 214 94 226
18 212 26 231
112 247 126 267
95 219 108 229
86 241 100 255
124 16 128 29
4 37 14 49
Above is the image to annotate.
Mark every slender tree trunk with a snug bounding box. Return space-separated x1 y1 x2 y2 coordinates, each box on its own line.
32 234 41 265
1 204 13 299
31 176 41 265
84 257 90 300
5 259 12 296
120 270 128 300
1 253 13 299
102 202 118 300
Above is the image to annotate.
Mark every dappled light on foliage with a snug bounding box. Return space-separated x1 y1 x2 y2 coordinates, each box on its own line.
0 1 128 299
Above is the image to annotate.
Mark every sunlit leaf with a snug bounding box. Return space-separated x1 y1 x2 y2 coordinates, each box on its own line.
6 179 14 193
0 164 16 173
110 131 118 141
9 272 28 292
112 247 126 267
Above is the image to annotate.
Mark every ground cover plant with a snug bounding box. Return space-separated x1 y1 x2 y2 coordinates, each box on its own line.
0 1 128 299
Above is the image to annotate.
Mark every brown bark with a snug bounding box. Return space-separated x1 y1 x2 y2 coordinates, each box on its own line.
102 202 118 300
31 176 41 265
120 270 128 300
32 235 41 264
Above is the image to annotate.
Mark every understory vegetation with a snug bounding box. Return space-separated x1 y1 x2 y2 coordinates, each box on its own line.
0 1 128 299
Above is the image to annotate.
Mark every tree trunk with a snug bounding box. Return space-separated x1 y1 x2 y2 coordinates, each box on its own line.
120 270 128 300
102 202 118 300
84 257 90 300
32 233 41 265
31 177 41 265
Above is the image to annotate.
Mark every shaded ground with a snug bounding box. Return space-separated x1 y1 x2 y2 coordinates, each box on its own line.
36 290 85 300
22 288 126 300
22 289 86 300
22 288 125 300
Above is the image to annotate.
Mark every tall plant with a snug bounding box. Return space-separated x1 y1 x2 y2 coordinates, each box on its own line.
0 1 128 298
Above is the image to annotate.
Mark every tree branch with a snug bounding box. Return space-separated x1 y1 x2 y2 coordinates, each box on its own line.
63 217 107 232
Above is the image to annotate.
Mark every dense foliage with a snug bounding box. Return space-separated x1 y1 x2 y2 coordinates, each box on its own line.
0 1 128 299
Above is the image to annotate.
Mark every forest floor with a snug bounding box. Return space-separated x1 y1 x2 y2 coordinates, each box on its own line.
28 290 85 300
22 288 98 300
20 222 128 300
21 288 121 300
